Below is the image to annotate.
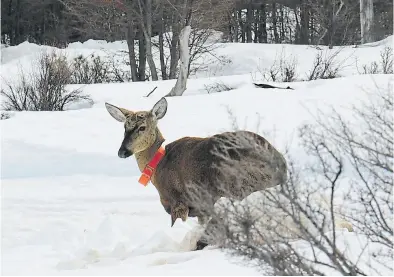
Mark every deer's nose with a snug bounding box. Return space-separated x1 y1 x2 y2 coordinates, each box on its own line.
118 148 132 158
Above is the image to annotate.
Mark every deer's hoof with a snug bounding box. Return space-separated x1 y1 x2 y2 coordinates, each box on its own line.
194 240 208 251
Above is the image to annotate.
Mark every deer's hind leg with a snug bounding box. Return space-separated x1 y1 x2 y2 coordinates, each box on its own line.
194 214 226 251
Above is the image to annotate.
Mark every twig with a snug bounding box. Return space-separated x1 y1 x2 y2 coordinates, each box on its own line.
145 86 158 97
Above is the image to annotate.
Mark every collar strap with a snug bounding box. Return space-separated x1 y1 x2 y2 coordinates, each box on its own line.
138 146 166 186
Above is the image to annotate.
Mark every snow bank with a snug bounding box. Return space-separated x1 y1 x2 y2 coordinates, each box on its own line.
2 35 391 82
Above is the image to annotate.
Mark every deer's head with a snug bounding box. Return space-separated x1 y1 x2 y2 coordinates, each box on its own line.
105 98 168 158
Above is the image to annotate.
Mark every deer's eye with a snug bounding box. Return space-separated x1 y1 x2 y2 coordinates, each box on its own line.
139 126 146 132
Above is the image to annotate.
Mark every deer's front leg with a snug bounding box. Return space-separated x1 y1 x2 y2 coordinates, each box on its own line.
160 196 171 215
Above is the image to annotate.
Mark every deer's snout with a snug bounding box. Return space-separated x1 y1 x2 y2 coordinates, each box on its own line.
118 147 132 158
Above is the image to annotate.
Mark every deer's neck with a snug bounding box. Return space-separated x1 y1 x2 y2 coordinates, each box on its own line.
135 128 165 172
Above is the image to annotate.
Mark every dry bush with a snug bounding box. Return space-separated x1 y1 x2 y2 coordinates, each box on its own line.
315 83 393 251
105 50 133 82
1 51 92 111
360 46 393 74
69 52 132 84
0 112 13 120
203 82 236 94
362 61 380 74
258 50 298 82
70 54 110 84
379 46 393 74
306 48 345 80
188 82 393 275
188 29 225 76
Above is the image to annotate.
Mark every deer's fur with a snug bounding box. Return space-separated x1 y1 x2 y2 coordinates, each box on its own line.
105 98 288 230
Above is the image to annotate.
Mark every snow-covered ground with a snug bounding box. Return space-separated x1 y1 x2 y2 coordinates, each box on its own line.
1 36 393 275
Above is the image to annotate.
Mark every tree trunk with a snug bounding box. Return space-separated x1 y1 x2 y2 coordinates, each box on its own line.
125 13 138 82
246 2 253 43
238 10 245 43
228 11 236 42
234 11 239 42
309 15 314 44
159 27 167 80
272 3 279 43
166 26 191 97
253 10 258 43
144 35 158 81
229 18 233 42
126 35 138 81
259 4 267 43
169 21 180 79
328 0 335 48
142 0 158 81
280 5 285 42
360 0 374 43
299 0 309 44
294 5 300 43
15 0 22 45
138 32 146 81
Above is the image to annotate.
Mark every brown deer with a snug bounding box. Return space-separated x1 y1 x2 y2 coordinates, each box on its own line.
105 97 288 249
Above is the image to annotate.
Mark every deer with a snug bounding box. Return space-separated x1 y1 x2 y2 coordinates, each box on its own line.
105 97 288 250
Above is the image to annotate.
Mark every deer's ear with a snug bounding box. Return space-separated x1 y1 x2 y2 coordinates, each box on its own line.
151 97 167 120
105 102 129 122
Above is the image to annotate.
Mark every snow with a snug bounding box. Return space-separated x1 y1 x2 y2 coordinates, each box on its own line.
2 174 258 275
1 36 393 275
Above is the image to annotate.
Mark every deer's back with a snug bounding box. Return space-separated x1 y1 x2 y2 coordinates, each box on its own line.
154 131 287 211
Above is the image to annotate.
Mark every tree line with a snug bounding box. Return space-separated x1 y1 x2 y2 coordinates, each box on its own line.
2 0 392 46
1 0 392 84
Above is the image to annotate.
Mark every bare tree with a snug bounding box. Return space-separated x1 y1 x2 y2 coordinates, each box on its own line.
125 6 139 82
135 0 159 81
360 0 374 43
299 0 310 44
309 0 351 48
166 25 191 96
165 0 234 96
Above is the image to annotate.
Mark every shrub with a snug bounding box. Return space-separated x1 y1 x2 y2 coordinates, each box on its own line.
306 49 343 80
257 50 298 82
0 112 12 120
69 51 132 83
70 54 111 84
199 83 393 275
1 51 92 111
360 46 393 74
203 82 236 94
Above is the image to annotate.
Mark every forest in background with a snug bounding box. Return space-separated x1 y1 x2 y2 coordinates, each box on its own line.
2 0 392 83
2 0 392 46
